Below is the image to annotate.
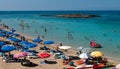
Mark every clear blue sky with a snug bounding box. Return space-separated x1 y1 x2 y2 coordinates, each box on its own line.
0 0 120 11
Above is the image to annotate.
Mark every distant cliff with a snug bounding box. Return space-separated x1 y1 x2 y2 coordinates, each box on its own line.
40 14 100 18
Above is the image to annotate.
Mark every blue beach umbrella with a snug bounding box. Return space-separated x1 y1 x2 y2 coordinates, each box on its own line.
24 43 37 48
0 41 6 46
32 38 42 43
1 45 15 52
43 40 55 44
6 37 21 42
18 41 31 45
11 33 20 37
0 30 6 33
0 33 6 37
5 31 13 35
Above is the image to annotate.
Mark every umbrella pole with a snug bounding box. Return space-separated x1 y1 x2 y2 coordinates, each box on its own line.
8 52 11 57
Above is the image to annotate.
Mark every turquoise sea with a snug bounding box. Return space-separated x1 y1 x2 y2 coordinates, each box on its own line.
0 11 120 60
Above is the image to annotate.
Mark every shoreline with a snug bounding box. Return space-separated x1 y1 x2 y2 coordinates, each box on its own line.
10 29 120 64
0 27 119 69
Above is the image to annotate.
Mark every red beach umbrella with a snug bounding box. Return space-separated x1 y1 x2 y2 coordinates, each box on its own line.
38 53 50 58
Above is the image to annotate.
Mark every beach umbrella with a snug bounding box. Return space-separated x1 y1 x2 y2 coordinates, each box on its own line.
43 40 54 44
18 41 30 45
6 37 21 42
11 33 20 37
116 64 120 69
1 45 15 52
13 52 28 58
5 31 13 35
24 43 37 48
0 33 6 37
79 53 89 59
32 38 42 43
0 29 6 33
90 51 103 58
59 46 71 50
38 53 50 58
0 41 6 46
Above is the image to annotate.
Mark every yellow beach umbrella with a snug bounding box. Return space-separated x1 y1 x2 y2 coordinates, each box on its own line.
90 51 103 58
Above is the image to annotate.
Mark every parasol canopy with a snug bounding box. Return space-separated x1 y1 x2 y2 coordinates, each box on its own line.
13 52 28 58
43 40 54 44
1 45 15 52
59 46 71 50
90 51 103 58
0 41 6 46
33 38 42 43
38 53 50 58
0 33 6 37
24 43 37 48
79 53 89 59
18 41 31 45
116 64 120 69
6 37 21 42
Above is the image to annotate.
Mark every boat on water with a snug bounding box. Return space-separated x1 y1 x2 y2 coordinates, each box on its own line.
89 41 101 48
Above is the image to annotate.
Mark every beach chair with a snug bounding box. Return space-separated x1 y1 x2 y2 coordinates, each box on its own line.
39 46 50 52
21 60 38 67
50 50 56 55
68 61 74 66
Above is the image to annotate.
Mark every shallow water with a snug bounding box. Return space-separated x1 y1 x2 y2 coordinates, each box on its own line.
0 11 120 59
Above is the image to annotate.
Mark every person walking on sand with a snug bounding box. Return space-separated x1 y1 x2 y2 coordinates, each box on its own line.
56 44 59 52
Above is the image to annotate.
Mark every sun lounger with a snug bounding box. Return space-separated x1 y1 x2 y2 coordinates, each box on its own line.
75 65 93 69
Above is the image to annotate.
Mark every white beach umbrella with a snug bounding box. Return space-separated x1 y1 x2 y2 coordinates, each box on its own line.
116 64 120 69
79 53 89 59
59 46 71 50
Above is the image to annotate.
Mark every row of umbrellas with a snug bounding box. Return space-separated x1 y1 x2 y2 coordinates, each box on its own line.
13 52 51 59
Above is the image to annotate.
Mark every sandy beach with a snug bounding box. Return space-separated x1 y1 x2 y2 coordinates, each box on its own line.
0 26 120 69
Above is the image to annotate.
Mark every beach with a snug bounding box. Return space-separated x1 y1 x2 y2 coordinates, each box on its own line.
0 28 120 69
0 11 120 69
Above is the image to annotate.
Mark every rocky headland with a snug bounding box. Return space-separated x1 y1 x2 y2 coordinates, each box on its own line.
40 14 100 18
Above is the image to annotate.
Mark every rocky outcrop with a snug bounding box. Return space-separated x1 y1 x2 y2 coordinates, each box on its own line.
40 14 100 18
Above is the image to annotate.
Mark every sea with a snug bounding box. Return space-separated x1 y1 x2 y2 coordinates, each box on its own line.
0 11 120 60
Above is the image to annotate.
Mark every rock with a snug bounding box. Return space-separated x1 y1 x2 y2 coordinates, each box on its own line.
40 14 100 18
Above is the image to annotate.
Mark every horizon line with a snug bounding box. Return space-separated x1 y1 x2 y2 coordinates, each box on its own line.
0 9 120 11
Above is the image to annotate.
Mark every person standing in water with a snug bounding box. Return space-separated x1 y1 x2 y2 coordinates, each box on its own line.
59 42 63 46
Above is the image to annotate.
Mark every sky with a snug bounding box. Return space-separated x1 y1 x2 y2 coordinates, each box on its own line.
0 0 120 11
